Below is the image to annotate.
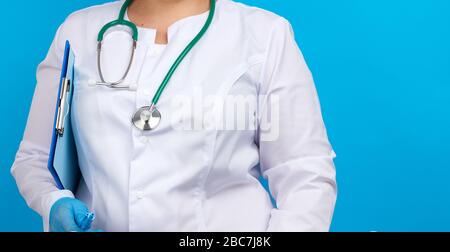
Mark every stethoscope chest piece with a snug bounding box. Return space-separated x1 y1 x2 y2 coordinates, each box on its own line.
132 106 161 131
100 0 215 132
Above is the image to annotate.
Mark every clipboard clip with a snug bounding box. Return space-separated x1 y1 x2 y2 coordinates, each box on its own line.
55 77 71 136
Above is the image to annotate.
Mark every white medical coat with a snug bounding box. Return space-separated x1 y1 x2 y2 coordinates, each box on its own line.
11 0 337 232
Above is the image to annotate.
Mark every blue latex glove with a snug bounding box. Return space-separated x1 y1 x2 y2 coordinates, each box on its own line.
49 197 100 232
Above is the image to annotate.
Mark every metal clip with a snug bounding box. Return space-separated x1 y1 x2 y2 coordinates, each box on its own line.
56 77 70 136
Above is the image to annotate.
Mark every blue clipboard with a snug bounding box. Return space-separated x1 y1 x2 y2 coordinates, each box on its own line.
47 40 80 192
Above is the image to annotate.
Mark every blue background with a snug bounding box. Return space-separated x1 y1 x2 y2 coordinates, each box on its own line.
1 0 449 232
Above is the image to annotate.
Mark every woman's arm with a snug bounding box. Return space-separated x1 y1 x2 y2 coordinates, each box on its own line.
10 22 75 231
258 18 337 232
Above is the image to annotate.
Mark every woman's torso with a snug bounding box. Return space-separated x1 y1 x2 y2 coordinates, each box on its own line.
68 0 279 231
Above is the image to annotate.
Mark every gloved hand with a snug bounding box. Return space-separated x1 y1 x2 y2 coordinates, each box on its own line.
49 197 100 232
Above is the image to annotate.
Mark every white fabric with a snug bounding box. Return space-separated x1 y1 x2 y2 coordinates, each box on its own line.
11 0 337 232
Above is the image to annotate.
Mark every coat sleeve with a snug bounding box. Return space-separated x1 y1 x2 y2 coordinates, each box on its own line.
257 18 337 232
10 22 75 231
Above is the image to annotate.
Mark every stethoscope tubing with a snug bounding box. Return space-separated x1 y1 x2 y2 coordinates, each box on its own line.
95 0 216 107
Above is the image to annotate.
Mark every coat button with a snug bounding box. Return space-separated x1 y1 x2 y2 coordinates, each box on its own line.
136 191 144 200
139 136 149 144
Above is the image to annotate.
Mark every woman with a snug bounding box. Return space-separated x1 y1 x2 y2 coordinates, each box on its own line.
11 0 337 232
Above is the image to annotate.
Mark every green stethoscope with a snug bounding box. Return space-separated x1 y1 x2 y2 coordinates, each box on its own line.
96 0 216 131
